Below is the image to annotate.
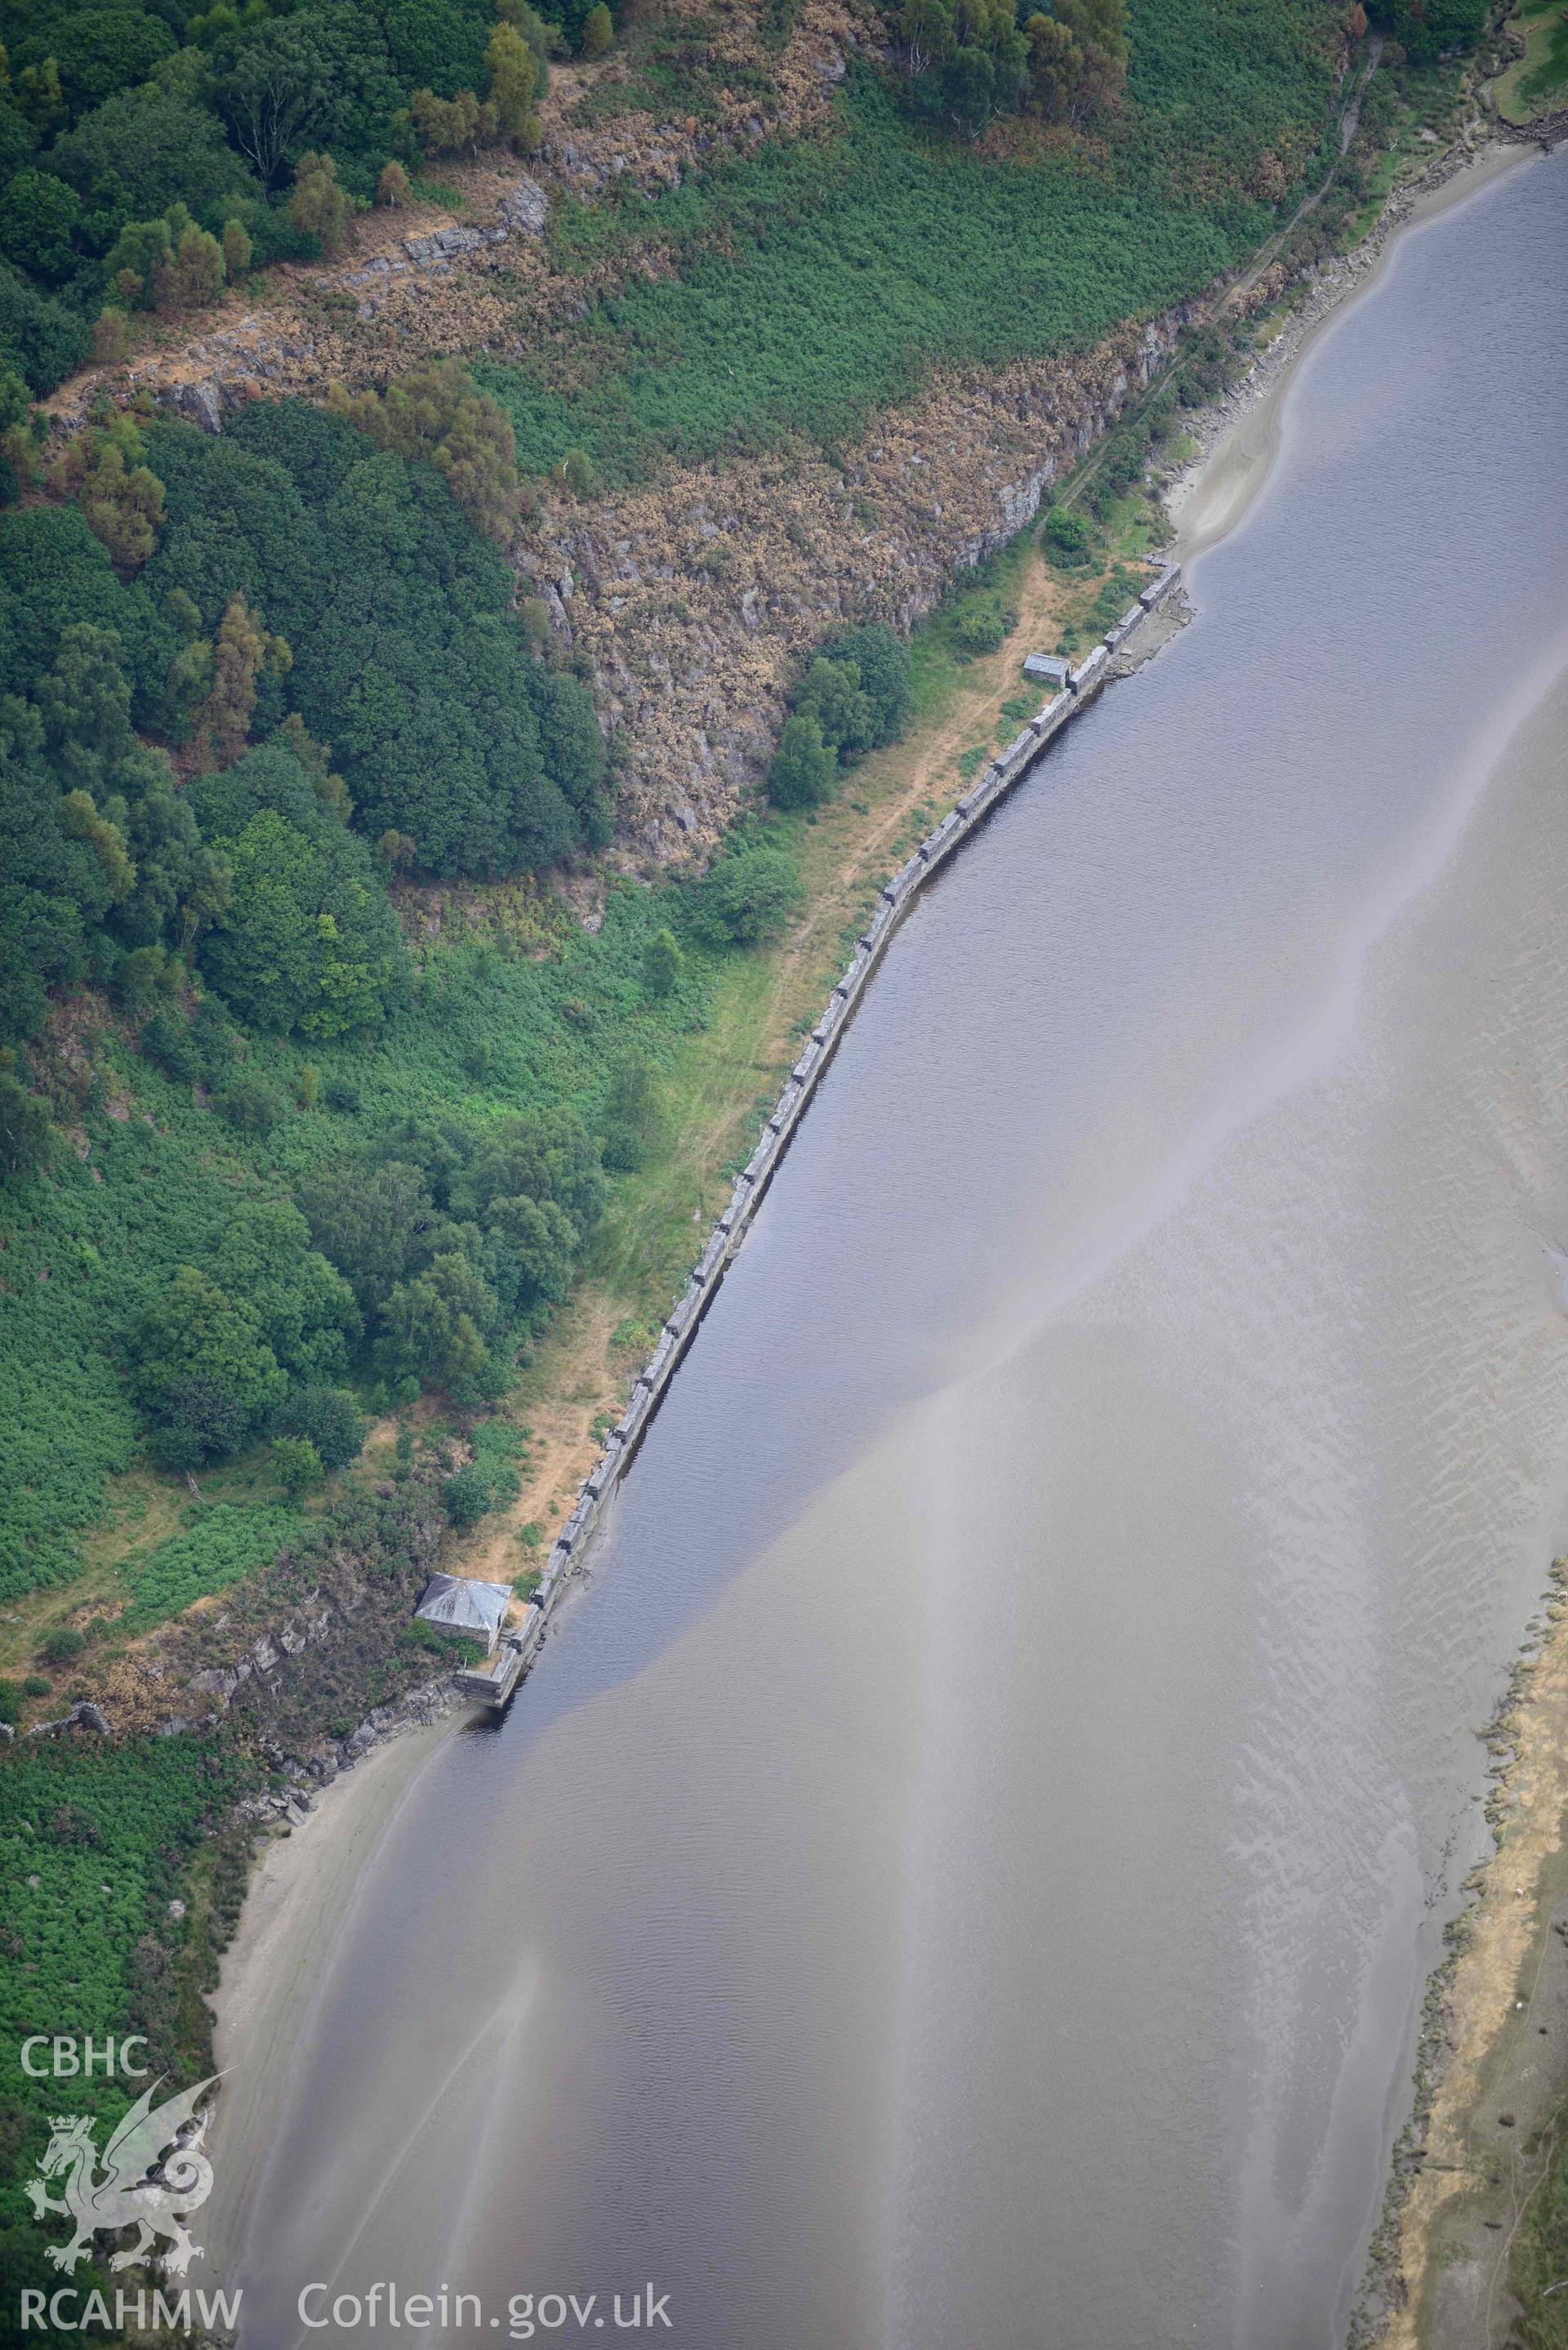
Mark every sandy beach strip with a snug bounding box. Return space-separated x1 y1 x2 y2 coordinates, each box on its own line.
1170 141 1527 563
204 1710 466 2283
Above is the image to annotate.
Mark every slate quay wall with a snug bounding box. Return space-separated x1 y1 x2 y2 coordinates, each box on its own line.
530 568 1181 1617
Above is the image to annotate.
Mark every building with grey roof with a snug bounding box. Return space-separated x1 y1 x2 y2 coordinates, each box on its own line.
414 1573 512 1648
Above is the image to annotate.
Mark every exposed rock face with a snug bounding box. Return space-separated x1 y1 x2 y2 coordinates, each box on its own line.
496 174 550 236
519 306 1190 863
47 1 861 436
106 288 1187 863
161 377 225 434
24 1699 110 1737
93 1490 447 1750
403 221 511 265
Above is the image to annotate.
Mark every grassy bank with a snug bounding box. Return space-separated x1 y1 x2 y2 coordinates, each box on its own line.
1495 0 1568 125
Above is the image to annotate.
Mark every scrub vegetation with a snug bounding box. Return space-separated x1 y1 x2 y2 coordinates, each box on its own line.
0 1731 257 2321
481 9 1354 488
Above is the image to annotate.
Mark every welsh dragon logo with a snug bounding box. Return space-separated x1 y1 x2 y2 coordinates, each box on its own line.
25 2075 220 2276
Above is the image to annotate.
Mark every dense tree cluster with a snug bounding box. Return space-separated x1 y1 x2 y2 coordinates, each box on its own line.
1365 0 1488 65
325 356 527 542
0 0 605 394
127 1195 359 1469
0 393 609 1055
146 399 610 874
0 618 225 1041
768 621 911 811
895 0 1127 136
697 843 805 946
116 1116 585 1472
297 1108 606 1404
599 1053 666 1171
188 741 409 1038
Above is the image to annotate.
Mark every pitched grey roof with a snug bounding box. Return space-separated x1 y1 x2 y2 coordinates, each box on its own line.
415 1574 511 1643
1022 652 1072 684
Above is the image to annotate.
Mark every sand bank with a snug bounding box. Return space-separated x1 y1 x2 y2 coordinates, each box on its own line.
1172 141 1527 562
204 1710 465 2284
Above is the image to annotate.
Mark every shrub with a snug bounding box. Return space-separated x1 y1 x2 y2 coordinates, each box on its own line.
91 309 131 366
442 1464 494 1526
700 844 805 946
0 1060 52 1179
643 925 684 998
1043 505 1091 559
768 713 834 810
272 1434 323 1499
600 1055 666 1172
289 154 350 261
951 591 1016 660
222 218 253 281
272 1385 368 1473
216 1072 287 1135
376 162 412 207
794 658 872 763
559 447 596 500
191 1000 239 1085
581 3 614 56
819 622 911 748
412 87 487 157
486 23 540 140
38 1625 87 1668
23 1674 50 1697
140 1008 199 1083
49 423 165 578
323 1075 362 1114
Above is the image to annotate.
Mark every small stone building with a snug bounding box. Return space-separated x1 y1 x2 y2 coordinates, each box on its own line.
1022 652 1072 686
413 1574 512 1650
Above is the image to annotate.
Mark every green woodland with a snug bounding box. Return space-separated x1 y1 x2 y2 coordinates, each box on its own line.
0 0 581 406
0 0 1499 2321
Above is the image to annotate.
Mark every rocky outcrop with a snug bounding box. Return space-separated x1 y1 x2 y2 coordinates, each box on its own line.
496 174 551 236
24 1699 110 1737
232 1677 470 1828
518 305 1191 863
93 1484 447 1753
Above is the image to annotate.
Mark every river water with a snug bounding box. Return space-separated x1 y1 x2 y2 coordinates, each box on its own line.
216 152 1568 2350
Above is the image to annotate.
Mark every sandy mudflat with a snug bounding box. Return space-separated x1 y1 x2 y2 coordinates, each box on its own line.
1172 142 1527 562
204 1710 463 2284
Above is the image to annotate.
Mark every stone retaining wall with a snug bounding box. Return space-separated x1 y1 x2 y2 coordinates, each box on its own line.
529 564 1181 1618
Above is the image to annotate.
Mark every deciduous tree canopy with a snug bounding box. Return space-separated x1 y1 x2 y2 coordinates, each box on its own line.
145 404 610 875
